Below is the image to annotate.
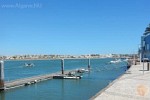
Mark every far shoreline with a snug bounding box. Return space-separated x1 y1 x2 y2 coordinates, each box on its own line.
3 57 110 61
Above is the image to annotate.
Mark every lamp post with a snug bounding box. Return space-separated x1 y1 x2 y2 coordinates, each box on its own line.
141 43 145 74
141 36 145 74
138 44 142 64
142 51 144 74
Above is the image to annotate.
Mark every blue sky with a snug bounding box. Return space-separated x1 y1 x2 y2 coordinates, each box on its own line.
0 0 150 55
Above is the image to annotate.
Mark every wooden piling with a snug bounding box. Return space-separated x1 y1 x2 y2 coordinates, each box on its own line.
61 59 64 74
88 58 90 70
0 61 5 91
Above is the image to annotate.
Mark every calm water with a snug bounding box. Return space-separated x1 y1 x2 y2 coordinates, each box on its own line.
0 58 127 100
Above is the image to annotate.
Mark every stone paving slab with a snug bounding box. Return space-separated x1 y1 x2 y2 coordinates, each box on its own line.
91 63 150 100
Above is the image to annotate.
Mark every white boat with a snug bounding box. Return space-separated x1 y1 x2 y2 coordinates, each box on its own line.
110 59 121 64
63 76 81 79
53 71 82 79
123 58 129 62
24 63 35 67
53 75 81 79
76 68 89 73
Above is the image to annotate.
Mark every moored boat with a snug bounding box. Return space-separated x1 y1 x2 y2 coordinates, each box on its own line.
53 75 81 79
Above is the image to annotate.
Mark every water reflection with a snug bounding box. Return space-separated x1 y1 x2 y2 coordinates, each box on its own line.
0 91 5 100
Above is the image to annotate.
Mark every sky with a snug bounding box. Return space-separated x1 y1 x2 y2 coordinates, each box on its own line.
0 0 150 55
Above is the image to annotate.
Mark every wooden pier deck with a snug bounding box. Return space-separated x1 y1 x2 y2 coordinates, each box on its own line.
4 70 76 90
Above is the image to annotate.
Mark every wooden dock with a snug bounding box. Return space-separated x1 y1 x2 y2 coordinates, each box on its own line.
4 70 77 90
0 58 90 91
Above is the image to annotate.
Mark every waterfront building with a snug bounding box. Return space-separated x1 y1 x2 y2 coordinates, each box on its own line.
140 24 150 61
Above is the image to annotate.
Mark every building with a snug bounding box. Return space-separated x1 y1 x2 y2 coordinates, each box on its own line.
140 24 150 61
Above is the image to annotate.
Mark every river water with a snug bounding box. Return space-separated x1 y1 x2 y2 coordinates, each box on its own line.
0 58 127 100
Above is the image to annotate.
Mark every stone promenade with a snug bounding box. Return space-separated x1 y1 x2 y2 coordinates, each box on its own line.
91 63 150 100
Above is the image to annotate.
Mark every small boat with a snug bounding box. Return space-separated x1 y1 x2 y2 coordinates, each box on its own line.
110 59 121 64
76 68 89 73
53 75 81 79
53 71 82 79
24 63 35 67
63 76 81 79
123 58 129 62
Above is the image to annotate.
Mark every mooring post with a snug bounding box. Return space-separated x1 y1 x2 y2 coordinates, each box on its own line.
61 59 64 74
88 58 90 70
0 61 5 91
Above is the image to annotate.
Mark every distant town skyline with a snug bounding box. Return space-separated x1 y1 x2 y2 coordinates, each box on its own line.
0 54 135 60
0 0 150 56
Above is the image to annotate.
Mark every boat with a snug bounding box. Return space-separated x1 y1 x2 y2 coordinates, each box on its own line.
63 76 81 79
24 63 35 67
110 59 121 64
53 75 81 79
76 68 89 73
123 58 129 62
53 71 82 79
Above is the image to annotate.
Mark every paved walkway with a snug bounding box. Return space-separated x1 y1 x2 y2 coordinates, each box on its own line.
91 63 150 100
